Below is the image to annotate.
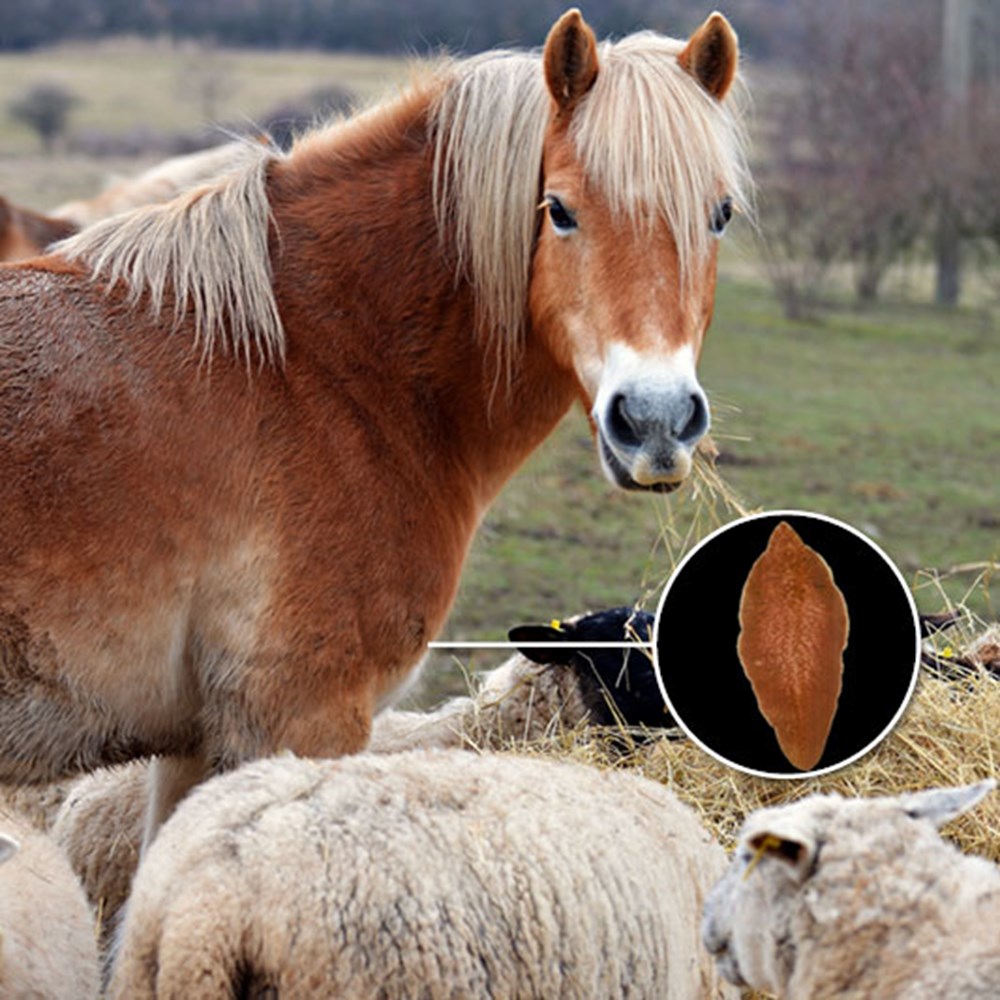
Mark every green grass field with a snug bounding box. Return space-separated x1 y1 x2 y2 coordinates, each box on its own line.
0 40 996 704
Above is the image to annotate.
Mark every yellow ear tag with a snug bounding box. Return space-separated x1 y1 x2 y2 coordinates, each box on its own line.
549 619 563 631
742 834 784 880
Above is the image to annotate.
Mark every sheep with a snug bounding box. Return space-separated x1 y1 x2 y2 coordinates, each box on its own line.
109 749 737 999
0 809 100 998
52 761 148 954
53 604 669 949
702 780 1000 999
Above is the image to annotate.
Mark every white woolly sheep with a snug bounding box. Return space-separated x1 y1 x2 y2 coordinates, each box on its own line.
52 761 148 953
702 780 1000 999
53 605 668 947
0 809 100 999
110 750 737 999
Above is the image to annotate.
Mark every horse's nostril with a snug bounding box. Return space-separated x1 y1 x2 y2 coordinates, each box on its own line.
677 392 708 445
608 392 642 448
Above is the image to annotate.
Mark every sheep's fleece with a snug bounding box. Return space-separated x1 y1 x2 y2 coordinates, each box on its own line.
0 809 99 998
703 780 1000 999
110 750 737 999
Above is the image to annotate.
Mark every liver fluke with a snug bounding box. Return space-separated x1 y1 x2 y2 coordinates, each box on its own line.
737 522 850 771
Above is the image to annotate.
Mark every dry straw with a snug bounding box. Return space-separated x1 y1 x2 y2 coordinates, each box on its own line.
501 658 998 862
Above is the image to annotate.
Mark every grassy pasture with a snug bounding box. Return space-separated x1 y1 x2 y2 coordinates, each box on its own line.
0 40 995 705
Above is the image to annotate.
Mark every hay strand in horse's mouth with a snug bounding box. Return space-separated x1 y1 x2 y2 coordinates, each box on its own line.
736 521 849 770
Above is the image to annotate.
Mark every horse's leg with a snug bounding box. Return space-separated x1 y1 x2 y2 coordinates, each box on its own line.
141 752 208 855
0 656 169 785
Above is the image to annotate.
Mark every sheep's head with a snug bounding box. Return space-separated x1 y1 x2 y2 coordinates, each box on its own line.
702 780 995 994
508 607 673 730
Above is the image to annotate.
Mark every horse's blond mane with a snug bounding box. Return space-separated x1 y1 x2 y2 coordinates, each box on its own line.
58 142 284 366
53 141 262 228
60 31 749 371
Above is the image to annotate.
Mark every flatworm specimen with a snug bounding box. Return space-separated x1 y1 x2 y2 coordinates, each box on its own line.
737 522 850 771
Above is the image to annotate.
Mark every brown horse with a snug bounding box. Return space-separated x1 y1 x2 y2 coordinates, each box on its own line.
0 9 748 845
0 195 76 262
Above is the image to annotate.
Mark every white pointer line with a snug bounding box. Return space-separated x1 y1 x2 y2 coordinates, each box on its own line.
428 641 654 650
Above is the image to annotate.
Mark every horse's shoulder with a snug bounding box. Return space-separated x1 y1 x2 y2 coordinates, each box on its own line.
0 255 88 300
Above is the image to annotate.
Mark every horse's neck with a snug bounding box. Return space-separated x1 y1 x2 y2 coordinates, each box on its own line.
267 110 578 510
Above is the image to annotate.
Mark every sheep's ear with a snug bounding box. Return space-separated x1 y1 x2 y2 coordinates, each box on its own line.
0 833 20 864
544 8 599 115
508 623 575 666
745 827 816 884
678 11 739 101
900 780 995 828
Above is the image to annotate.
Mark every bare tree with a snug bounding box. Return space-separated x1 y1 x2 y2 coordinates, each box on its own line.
756 1 939 316
8 81 79 155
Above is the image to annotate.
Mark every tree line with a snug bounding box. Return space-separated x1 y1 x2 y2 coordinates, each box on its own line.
0 0 782 55
4 0 998 311
760 0 999 312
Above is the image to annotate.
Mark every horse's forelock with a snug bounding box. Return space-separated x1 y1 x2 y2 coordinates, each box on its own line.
431 32 751 369
574 33 752 278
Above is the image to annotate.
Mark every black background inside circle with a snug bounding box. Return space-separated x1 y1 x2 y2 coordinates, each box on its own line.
655 514 918 775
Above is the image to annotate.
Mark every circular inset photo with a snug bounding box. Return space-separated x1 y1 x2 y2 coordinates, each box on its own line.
653 511 920 778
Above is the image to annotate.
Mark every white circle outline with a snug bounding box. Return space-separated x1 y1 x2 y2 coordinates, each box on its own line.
652 509 922 780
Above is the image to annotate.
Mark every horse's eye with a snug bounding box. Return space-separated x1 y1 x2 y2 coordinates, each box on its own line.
545 195 578 234
710 196 734 236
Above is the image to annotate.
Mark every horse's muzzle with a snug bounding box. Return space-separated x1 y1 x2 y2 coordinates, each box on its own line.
594 382 710 491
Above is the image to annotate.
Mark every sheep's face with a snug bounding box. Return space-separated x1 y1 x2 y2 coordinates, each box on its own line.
702 782 996 993
508 607 672 730
702 811 819 994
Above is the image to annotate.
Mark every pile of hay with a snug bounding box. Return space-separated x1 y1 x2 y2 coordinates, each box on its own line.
510 657 999 862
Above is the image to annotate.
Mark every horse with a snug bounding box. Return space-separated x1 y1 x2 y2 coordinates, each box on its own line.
0 195 76 262
0 8 749 849
0 143 262 263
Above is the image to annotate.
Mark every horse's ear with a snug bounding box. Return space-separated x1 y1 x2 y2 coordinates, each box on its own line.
678 11 739 101
544 8 600 114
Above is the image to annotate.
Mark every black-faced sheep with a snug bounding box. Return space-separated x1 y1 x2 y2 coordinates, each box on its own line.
508 605 672 730
702 780 1000 999
0 809 100 998
109 750 737 999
